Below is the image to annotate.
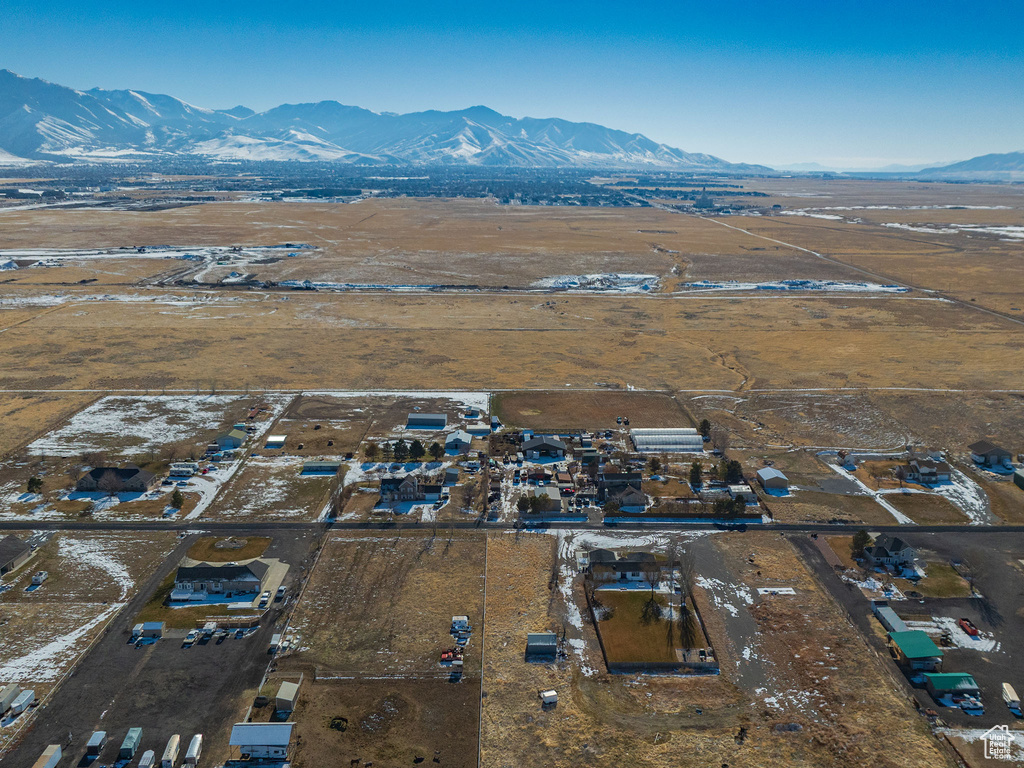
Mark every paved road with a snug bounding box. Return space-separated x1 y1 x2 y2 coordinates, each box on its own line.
4 519 1024 534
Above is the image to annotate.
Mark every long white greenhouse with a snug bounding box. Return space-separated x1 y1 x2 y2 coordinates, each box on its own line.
629 428 705 453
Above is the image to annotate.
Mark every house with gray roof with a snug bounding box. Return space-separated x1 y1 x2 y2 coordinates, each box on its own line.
76 466 157 494
170 560 269 602
0 535 31 576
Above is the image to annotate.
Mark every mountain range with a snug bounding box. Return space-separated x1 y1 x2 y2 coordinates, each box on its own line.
0 70 768 171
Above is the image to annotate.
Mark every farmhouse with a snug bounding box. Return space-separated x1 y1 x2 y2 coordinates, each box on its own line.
170 560 269 602
445 429 472 453
586 549 671 586
904 450 951 483
968 440 1012 468
864 534 916 570
598 471 642 501
229 723 293 761
215 428 247 450
522 435 566 459
407 413 447 430
76 466 158 493
0 535 31 575
528 486 563 512
630 427 704 453
756 467 789 490
888 630 943 671
606 484 647 512
380 476 443 503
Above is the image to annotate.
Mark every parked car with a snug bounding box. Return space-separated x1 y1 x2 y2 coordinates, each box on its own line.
183 630 199 646
276 586 286 600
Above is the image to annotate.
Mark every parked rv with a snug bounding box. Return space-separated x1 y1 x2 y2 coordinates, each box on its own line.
138 749 156 768
184 734 203 766
162 734 181 768
30 745 61 768
120 727 143 759
86 731 107 757
1004 682 1022 717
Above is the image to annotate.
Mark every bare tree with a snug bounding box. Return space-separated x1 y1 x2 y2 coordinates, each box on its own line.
710 428 730 454
96 470 122 497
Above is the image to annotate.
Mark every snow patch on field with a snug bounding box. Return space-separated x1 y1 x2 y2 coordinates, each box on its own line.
681 279 908 294
0 603 122 682
828 463 914 524
532 273 659 292
302 389 490 414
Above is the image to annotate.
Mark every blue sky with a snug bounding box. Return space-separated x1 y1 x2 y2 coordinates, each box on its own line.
2 0 1022 168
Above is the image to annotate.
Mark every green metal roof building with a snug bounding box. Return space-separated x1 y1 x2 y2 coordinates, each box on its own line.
888 630 943 670
923 672 979 696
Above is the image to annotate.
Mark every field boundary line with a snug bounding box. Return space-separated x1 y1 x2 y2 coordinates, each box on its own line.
477 532 488 768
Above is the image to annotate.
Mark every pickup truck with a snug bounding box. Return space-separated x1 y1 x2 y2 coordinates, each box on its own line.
258 591 271 608
183 630 199 646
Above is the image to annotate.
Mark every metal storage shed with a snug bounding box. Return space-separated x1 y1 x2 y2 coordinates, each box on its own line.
407 413 447 430
276 680 300 712
756 467 789 489
630 428 705 453
525 632 558 661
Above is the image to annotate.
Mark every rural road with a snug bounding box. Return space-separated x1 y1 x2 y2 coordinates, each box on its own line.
3 519 1024 534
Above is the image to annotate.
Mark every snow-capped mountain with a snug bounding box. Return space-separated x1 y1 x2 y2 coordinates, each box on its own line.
0 70 769 170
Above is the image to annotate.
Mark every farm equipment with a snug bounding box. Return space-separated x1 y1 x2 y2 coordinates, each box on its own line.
439 647 464 663
958 618 980 636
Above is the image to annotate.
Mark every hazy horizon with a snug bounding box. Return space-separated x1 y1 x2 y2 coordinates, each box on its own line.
2 0 1022 168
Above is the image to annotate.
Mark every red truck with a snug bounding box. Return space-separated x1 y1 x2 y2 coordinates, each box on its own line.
958 618 980 636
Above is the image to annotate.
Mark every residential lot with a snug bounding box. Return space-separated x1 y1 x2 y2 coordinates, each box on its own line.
0 529 317 767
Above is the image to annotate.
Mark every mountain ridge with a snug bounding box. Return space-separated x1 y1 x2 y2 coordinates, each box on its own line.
0 69 769 171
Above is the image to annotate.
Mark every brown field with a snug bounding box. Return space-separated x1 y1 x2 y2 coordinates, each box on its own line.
283 531 485 675
493 390 692 431
764 489 902 525
285 678 478 768
973 475 1024 524
0 393 98 458
886 492 968 524
0 282 1020 395
593 591 679 664
480 531 949 768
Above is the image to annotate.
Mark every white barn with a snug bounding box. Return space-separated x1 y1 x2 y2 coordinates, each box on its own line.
630 428 704 453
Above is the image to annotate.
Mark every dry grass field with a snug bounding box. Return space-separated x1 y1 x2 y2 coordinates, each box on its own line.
0 289 1020 394
493 390 693 431
205 455 334 521
283 531 485 676
0 393 97 458
479 531 951 768
886 492 968 524
276 531 485 767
